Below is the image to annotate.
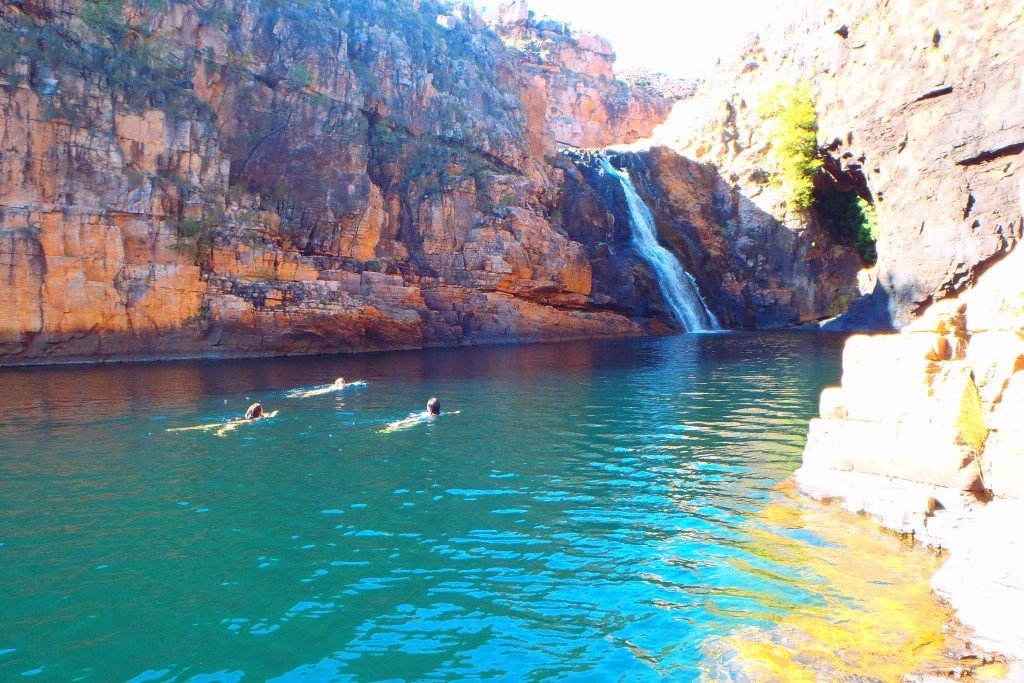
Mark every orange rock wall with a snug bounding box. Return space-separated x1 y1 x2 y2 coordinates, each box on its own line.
0 0 664 363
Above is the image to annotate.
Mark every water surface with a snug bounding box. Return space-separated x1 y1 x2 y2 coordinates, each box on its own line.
0 333 957 681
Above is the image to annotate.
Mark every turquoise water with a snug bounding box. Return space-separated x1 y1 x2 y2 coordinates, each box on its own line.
0 332 850 682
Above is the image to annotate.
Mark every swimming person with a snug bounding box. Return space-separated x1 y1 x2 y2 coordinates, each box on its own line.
167 401 278 437
226 401 271 424
380 397 457 433
287 376 367 398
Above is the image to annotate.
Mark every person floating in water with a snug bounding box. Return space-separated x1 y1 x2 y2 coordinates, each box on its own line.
380 396 457 433
287 376 367 398
167 401 278 437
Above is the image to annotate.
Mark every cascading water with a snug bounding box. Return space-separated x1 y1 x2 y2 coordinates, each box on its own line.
597 155 720 332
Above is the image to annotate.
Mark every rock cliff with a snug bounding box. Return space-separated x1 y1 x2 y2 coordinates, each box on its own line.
555 147 863 328
651 0 1024 330
796 166 1024 664
3 0 1021 364
487 0 673 152
0 0 673 363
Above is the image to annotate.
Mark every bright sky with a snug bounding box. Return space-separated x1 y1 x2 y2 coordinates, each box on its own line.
481 0 804 79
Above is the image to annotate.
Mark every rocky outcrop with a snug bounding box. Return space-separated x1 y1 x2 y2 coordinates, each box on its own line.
0 0 671 364
796 170 1024 661
487 1 671 151
612 147 864 328
652 0 1024 330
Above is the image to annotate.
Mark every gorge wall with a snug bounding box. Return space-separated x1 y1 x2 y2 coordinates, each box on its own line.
0 0 685 364
796 166 1024 663
3 0 1020 365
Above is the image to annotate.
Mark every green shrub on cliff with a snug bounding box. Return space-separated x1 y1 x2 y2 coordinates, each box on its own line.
286 62 314 89
80 0 128 46
855 197 879 263
169 211 220 268
758 83 822 212
815 191 880 265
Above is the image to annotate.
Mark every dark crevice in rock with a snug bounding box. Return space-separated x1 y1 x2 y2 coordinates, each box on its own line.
913 86 953 103
956 141 1024 167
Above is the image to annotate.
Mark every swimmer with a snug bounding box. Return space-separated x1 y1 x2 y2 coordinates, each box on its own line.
379 396 459 433
219 402 277 435
287 377 368 398
426 397 440 416
167 402 279 437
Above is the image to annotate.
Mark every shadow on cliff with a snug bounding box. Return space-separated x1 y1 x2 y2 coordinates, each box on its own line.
559 146 872 331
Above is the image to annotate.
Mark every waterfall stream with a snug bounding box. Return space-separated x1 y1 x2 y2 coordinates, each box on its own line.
597 155 720 332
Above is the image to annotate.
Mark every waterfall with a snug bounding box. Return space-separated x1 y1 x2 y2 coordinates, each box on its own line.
597 155 720 332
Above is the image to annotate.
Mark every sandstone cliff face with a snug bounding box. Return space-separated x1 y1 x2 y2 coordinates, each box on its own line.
0 0 671 364
488 0 672 152
796 162 1024 661
654 0 1024 330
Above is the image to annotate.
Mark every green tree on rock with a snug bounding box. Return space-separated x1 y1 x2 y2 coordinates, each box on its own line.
758 82 822 213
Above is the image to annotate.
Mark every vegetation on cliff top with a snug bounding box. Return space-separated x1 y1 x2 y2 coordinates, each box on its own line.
0 0 214 121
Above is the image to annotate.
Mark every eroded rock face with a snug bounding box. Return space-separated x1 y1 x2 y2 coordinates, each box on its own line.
655 0 1024 329
0 0 667 363
487 0 672 151
560 147 864 328
796 178 1024 659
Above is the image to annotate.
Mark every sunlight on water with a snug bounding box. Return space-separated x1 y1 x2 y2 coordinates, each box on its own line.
701 482 957 682
0 333 981 681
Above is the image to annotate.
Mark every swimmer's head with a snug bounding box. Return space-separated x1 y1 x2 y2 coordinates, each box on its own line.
426 397 440 415
244 402 264 420
334 377 345 387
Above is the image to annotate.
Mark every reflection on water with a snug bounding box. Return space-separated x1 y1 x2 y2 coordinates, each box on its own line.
0 333 970 681
701 482 958 682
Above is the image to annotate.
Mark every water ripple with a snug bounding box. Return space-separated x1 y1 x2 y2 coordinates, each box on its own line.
0 333 956 682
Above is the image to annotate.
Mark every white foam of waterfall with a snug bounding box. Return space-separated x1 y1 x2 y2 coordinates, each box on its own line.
598 155 720 332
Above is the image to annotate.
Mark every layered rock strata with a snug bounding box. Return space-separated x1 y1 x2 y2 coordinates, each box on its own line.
487 0 672 151
796 173 1024 661
0 0 674 363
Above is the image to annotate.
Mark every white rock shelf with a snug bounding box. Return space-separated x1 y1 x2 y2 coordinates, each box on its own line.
797 243 1024 670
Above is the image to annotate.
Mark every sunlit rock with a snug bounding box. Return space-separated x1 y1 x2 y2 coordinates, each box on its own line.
797 243 1024 662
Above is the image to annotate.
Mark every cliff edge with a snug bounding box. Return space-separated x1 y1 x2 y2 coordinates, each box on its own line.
652 0 1024 330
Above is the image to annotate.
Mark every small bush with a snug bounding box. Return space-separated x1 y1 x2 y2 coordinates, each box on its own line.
814 191 879 265
758 82 822 213
168 213 219 267
855 197 879 264
286 62 313 89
